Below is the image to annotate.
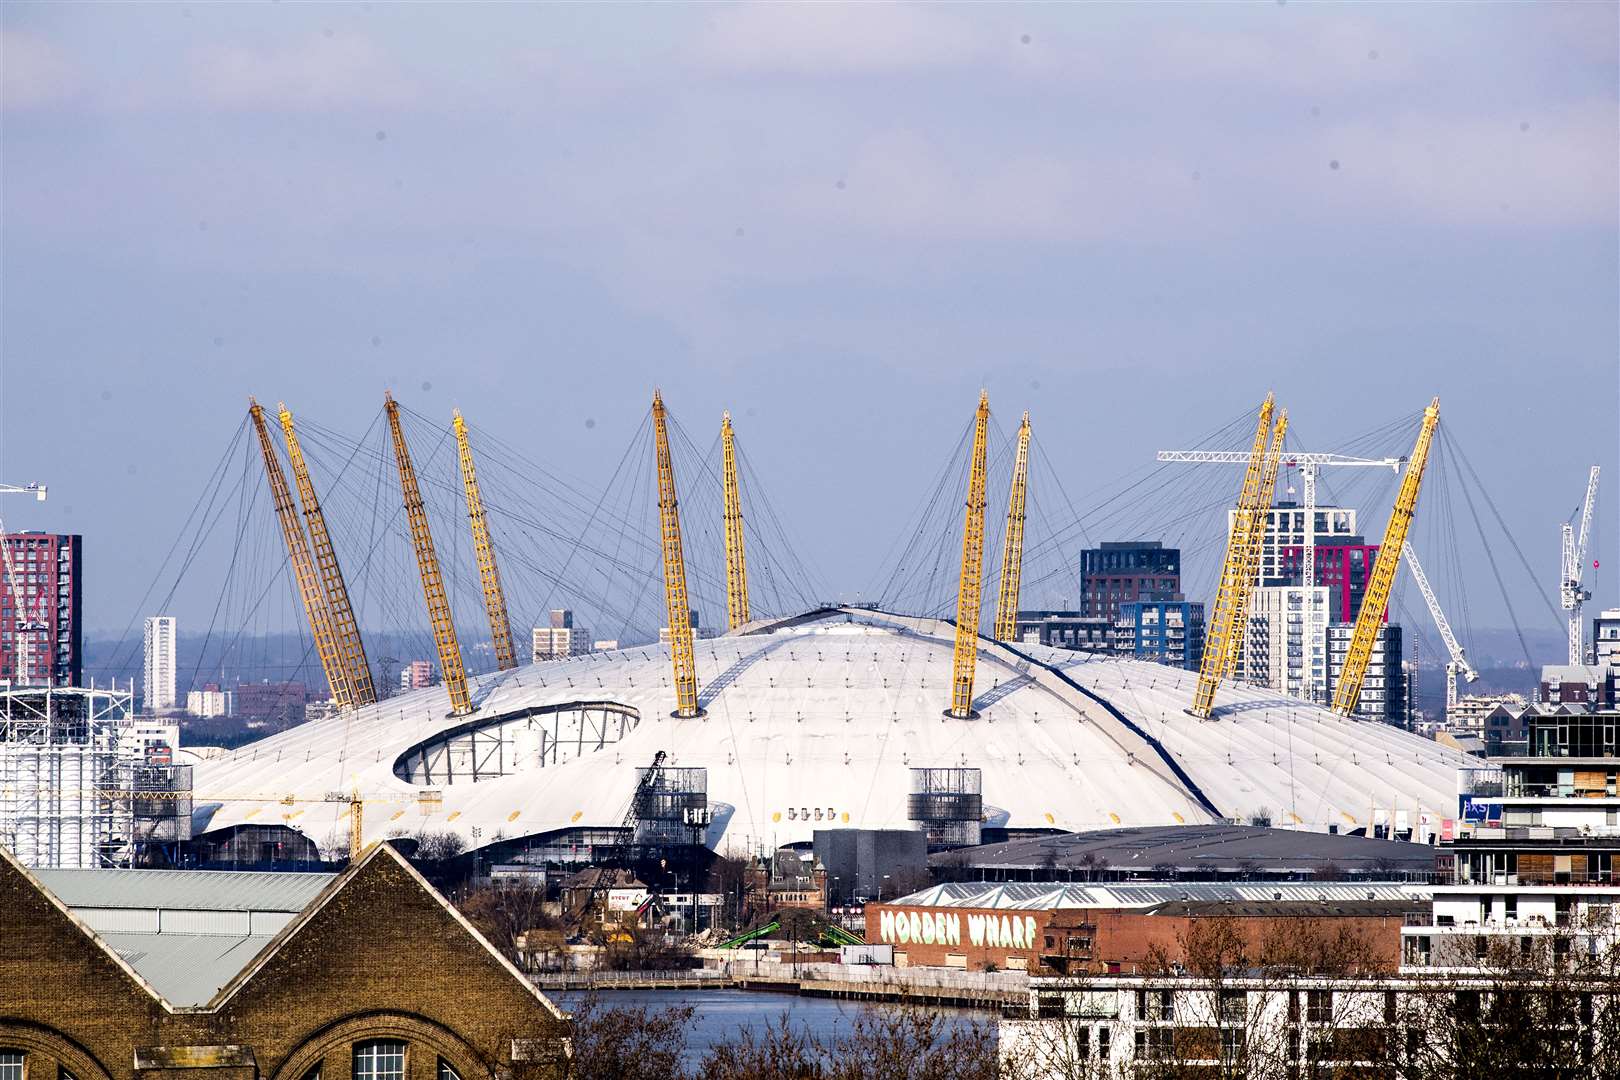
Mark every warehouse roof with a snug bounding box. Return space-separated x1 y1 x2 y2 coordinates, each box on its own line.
31 866 334 1006
932 824 1435 877
35 867 332 913
889 880 1428 912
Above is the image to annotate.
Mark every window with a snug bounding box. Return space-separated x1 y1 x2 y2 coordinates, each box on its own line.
354 1042 406 1080
1308 989 1332 1023
1096 1026 1110 1058
0 1053 22 1080
438 1061 461 1080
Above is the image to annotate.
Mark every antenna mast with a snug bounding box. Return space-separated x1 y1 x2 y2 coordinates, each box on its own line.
652 391 701 717
993 412 1031 642
947 390 991 718
721 412 751 631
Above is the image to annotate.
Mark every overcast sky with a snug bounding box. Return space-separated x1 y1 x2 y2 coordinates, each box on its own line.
2 3 1615 651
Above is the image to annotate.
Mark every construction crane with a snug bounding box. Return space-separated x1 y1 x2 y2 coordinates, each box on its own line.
249 400 353 709
993 412 1031 643
1157 448 1403 702
1402 542 1477 714
570 750 669 935
452 410 517 670
384 393 472 716
1189 395 1277 719
720 412 751 631
1332 398 1441 717
948 390 991 718
651 391 700 717
1561 466 1601 664
0 480 49 685
279 404 376 706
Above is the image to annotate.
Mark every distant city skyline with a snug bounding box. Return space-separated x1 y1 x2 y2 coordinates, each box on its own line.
2 3 1614 643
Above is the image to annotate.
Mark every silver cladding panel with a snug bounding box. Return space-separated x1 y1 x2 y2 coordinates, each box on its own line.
35 867 333 912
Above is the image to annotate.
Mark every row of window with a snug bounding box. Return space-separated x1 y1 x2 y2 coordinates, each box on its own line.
2 1042 461 1080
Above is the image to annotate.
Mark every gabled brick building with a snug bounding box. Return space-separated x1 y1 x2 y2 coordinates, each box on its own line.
0 842 568 1080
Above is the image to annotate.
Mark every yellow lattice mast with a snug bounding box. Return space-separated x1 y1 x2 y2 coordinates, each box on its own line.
279 404 376 707
652 391 700 717
1332 397 1441 717
1189 394 1275 718
1223 408 1289 678
993 412 1031 642
452 410 517 670
384 393 473 716
249 400 352 708
948 390 992 718
720 411 751 631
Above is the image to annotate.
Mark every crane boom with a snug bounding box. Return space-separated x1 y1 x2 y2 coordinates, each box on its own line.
1225 409 1288 679
720 412 751 631
1332 398 1440 717
453 410 517 670
1561 465 1601 664
279 404 376 707
249 400 352 708
652 392 700 717
385 393 472 716
1189 395 1275 718
948 390 992 718
1402 542 1476 712
994 412 1031 642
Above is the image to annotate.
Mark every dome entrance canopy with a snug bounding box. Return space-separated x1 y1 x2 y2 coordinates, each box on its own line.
393 700 639 786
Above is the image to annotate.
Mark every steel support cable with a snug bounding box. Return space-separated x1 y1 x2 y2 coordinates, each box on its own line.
1447 430 1564 634
104 417 251 680
1444 436 1535 668
868 416 975 606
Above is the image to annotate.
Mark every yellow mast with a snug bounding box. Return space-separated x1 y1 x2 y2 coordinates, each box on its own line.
249 400 352 708
1332 398 1440 717
720 411 751 631
1189 394 1275 719
384 393 472 716
652 391 700 717
993 412 1031 642
948 390 992 718
1224 408 1289 678
453 410 517 670
279 404 376 707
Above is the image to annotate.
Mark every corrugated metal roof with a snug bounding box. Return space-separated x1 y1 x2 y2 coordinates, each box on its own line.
891 880 1428 911
934 824 1435 872
35 868 333 912
99 930 277 1007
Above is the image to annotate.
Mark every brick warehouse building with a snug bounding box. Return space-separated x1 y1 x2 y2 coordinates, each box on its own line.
0 843 568 1080
865 883 1421 974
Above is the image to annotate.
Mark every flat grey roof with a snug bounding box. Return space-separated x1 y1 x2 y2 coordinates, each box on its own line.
35 867 333 912
99 931 280 1007
32 867 335 1008
933 824 1434 874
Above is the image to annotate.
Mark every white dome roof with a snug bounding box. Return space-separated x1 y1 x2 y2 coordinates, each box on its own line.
192 608 1469 856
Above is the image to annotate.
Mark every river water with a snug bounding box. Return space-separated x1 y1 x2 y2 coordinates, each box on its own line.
553 988 995 1066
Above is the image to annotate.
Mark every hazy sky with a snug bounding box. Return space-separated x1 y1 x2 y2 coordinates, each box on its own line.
2 3 1616 650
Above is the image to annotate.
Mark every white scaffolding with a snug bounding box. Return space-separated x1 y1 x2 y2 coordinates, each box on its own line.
0 685 135 868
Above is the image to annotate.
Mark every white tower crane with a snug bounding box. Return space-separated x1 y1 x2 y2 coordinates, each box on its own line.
1401 542 1477 715
0 481 50 685
1156 449 1403 702
1560 466 1601 665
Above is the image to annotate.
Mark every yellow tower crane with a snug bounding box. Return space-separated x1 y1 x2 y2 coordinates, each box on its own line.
1189 394 1275 719
720 412 751 631
948 390 992 718
248 400 352 709
385 393 473 716
1331 397 1441 717
652 391 701 717
993 412 1032 643
1223 408 1288 678
279 404 376 707
452 410 517 670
